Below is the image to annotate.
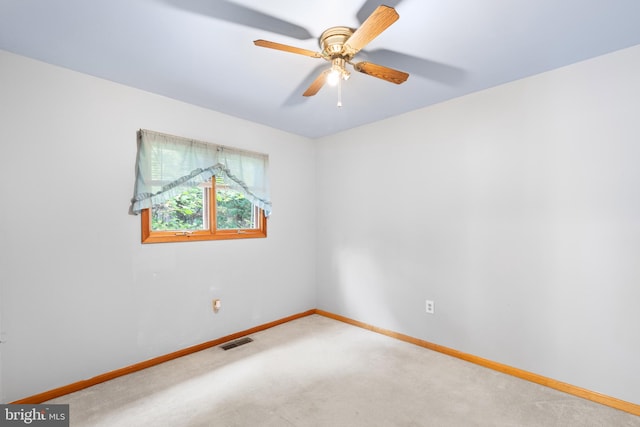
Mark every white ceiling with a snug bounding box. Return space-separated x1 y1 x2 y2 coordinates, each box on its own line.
1 0 640 138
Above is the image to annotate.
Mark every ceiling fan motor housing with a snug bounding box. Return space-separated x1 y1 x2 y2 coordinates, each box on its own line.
319 26 355 59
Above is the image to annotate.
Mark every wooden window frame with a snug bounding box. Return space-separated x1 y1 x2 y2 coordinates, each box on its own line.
141 177 267 244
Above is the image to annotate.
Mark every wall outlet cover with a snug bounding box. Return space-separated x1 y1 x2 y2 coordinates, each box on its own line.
425 300 435 314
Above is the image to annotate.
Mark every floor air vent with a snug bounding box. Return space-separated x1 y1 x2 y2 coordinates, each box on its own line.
220 337 253 350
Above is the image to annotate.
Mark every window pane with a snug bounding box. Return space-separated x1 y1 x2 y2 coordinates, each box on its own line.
216 185 257 230
151 186 209 231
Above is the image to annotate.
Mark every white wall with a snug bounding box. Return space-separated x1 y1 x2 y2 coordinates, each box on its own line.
2 43 639 406
316 45 640 404
0 50 316 403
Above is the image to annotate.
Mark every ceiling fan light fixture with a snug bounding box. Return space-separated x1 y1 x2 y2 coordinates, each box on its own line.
327 58 350 87
327 68 341 87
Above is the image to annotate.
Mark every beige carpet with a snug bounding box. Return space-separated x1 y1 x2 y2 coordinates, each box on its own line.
47 315 639 426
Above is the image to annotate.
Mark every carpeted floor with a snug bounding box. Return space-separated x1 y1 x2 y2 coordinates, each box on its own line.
47 315 640 426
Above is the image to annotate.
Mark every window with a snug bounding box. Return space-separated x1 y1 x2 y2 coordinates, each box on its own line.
131 130 271 244
140 177 267 243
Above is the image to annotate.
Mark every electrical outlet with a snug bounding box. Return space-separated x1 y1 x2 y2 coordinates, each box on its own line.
425 300 435 314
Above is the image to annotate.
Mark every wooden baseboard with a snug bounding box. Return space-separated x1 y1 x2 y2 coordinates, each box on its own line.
314 309 640 417
11 309 316 404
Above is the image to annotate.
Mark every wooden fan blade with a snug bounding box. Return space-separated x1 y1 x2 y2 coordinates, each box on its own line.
344 5 399 54
303 70 330 96
354 62 409 84
356 0 404 24
254 39 322 58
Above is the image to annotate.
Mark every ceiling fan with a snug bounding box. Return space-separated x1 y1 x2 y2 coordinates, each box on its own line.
253 5 409 100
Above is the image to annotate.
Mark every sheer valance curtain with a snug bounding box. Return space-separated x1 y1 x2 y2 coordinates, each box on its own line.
130 129 271 217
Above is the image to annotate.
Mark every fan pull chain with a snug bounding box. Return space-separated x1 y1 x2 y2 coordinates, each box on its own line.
337 77 343 108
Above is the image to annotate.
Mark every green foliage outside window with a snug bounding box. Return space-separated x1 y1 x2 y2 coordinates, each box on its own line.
151 187 205 231
215 189 254 229
151 184 254 231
